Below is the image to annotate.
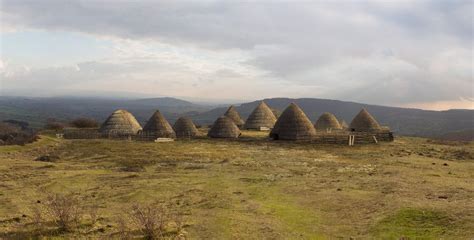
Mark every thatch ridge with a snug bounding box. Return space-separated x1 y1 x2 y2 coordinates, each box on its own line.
100 109 142 135
349 108 382 132
173 117 199 138
270 103 316 140
208 116 241 138
244 101 277 130
224 105 244 127
142 110 176 138
314 112 342 131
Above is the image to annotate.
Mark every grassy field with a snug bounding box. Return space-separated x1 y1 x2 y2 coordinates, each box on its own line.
0 131 473 239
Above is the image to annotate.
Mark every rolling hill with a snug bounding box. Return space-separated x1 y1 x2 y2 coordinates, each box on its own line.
0 96 472 139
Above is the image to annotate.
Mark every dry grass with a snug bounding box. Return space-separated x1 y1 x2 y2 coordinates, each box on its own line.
0 132 473 239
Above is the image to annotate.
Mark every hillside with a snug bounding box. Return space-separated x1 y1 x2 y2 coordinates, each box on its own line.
190 98 474 138
0 96 472 139
0 133 473 238
0 96 212 128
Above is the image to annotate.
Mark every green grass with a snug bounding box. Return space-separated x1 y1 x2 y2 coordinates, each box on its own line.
372 208 452 239
0 134 473 239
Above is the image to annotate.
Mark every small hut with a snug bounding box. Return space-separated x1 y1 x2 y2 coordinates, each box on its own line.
270 103 316 140
142 110 176 138
208 116 241 138
314 112 342 132
349 108 382 132
173 117 199 138
100 109 142 136
224 105 244 128
244 101 277 130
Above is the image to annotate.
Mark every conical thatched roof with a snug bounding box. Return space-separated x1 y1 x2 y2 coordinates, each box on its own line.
100 109 142 135
339 119 349 129
224 105 244 127
314 112 342 131
244 101 277 130
173 117 199 138
270 103 316 140
143 110 176 138
349 108 382 132
208 116 241 138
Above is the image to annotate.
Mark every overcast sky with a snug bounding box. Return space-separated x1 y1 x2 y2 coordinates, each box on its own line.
0 0 472 110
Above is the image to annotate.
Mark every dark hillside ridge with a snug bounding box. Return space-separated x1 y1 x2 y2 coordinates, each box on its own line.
0 96 472 139
189 98 474 138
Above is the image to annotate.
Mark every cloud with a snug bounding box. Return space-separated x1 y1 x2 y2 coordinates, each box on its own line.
1 0 472 107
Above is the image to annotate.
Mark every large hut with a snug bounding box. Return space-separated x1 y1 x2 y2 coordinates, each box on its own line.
270 103 316 140
224 105 244 128
100 109 142 136
314 112 342 131
244 101 277 130
349 108 382 132
142 110 176 138
208 116 241 138
173 117 199 138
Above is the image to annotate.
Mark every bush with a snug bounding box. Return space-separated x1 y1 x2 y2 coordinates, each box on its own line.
130 204 167 239
0 122 38 146
70 118 99 128
43 193 81 231
45 119 66 130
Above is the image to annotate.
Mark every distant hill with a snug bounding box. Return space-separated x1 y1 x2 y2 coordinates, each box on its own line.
189 98 474 138
0 96 212 128
0 96 472 139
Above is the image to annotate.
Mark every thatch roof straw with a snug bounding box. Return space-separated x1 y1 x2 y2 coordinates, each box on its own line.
142 110 176 138
314 112 342 131
339 119 349 129
224 105 244 127
244 101 277 130
349 108 382 132
100 109 142 135
173 117 199 138
208 116 241 138
270 103 316 140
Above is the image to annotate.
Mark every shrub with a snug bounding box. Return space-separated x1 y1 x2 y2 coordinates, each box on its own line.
43 193 81 231
130 204 167 240
70 118 99 128
45 119 66 131
0 122 38 146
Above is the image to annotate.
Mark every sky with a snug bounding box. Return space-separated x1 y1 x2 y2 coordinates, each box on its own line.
0 0 472 110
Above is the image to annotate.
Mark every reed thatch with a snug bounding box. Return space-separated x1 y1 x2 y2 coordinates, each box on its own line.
224 105 244 127
339 119 349 129
270 103 316 140
349 108 382 132
142 110 176 138
173 117 199 138
208 116 241 138
100 109 142 136
314 112 342 131
244 101 277 130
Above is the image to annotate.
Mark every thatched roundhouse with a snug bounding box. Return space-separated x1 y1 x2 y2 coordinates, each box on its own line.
349 108 382 132
100 109 142 136
314 112 342 131
142 110 176 138
244 101 277 130
208 116 241 138
173 117 199 138
224 105 244 128
270 103 316 140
